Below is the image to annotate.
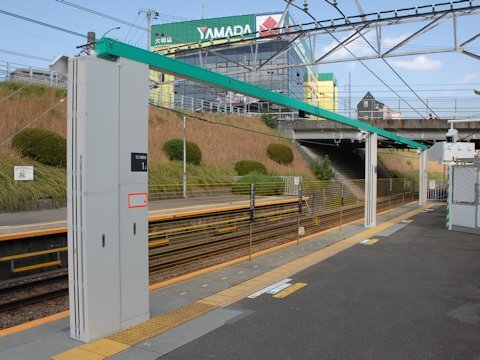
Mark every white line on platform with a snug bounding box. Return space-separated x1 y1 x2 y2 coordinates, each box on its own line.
247 278 292 299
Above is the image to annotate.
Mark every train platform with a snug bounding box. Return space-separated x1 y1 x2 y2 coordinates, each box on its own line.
1 203 478 359
0 195 294 236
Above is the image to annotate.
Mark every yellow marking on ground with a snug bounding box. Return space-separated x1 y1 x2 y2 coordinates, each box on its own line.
79 339 130 357
12 260 62 273
0 310 69 338
148 239 169 247
107 302 217 346
273 283 307 298
0 227 68 242
51 348 104 360
0 220 67 230
0 246 67 261
366 238 379 246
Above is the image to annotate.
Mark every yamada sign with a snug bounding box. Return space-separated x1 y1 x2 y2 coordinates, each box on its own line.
151 13 285 47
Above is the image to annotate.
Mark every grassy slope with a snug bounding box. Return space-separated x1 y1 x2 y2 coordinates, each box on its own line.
0 151 66 211
0 82 313 209
379 149 445 181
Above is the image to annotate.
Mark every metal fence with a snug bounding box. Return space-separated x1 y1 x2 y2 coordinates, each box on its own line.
452 166 478 204
427 179 448 202
0 60 67 88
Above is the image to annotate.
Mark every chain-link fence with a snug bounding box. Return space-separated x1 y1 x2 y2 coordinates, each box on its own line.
452 166 478 204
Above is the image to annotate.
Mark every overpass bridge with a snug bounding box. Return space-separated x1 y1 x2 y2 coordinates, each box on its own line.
278 118 480 147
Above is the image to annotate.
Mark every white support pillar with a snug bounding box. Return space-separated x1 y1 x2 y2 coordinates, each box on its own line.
419 150 428 206
364 132 377 228
67 56 150 343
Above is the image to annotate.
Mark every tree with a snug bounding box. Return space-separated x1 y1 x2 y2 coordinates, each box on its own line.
312 155 335 180
260 113 277 129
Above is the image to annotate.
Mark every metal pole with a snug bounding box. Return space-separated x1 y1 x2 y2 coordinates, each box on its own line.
348 72 351 119
364 132 378 228
183 116 187 199
389 178 393 211
419 150 428 206
297 180 302 246
340 180 344 231
249 223 253 261
249 183 255 261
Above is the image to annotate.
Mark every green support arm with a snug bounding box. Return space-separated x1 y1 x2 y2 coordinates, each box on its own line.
95 37 428 150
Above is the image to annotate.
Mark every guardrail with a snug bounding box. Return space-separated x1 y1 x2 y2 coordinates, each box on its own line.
0 60 67 88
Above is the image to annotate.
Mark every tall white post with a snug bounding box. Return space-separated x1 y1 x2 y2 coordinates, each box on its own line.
419 150 428 206
67 56 150 343
364 132 377 228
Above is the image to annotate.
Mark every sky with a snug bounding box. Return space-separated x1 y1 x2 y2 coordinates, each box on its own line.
0 0 479 117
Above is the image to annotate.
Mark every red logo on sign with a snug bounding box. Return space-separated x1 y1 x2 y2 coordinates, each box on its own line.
259 16 281 37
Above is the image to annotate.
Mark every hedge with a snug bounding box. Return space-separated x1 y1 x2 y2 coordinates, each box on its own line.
163 139 202 165
12 128 66 167
232 174 284 196
266 143 294 164
234 160 267 176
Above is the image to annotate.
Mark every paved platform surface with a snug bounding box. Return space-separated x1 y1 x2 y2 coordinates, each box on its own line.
160 207 480 360
2 204 478 360
0 195 290 235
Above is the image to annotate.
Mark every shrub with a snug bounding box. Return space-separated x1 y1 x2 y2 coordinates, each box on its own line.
312 155 335 180
12 128 66 167
234 160 267 176
261 113 277 129
232 174 284 196
163 139 202 165
266 143 294 164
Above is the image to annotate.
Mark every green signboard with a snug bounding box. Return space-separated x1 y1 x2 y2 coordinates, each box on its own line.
151 15 255 47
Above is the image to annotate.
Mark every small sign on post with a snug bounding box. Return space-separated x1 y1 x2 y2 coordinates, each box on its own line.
250 183 256 221
14 166 34 181
131 153 148 172
298 180 303 213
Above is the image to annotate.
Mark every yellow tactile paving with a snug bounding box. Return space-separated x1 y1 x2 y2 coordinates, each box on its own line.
107 302 217 346
79 339 130 357
273 283 307 299
51 347 104 360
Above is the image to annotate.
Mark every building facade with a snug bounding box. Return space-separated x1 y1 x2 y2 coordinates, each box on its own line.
150 12 337 115
357 92 400 120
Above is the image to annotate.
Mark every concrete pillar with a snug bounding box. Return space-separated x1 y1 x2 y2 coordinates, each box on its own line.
364 132 377 228
419 150 428 206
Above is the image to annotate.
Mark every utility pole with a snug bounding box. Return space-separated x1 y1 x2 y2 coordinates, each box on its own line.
348 72 351 118
201 0 205 19
139 8 159 49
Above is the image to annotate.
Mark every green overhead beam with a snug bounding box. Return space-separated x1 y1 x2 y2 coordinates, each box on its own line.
95 38 428 150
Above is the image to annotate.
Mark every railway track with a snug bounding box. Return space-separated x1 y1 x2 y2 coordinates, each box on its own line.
0 194 413 321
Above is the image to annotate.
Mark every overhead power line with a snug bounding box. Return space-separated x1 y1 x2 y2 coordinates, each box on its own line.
55 1 189 31
56 0 147 31
0 9 86 38
284 1 434 123
0 49 51 62
323 0 441 120
0 98 65 147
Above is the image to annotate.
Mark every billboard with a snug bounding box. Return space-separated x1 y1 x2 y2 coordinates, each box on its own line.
151 13 287 47
152 15 255 46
